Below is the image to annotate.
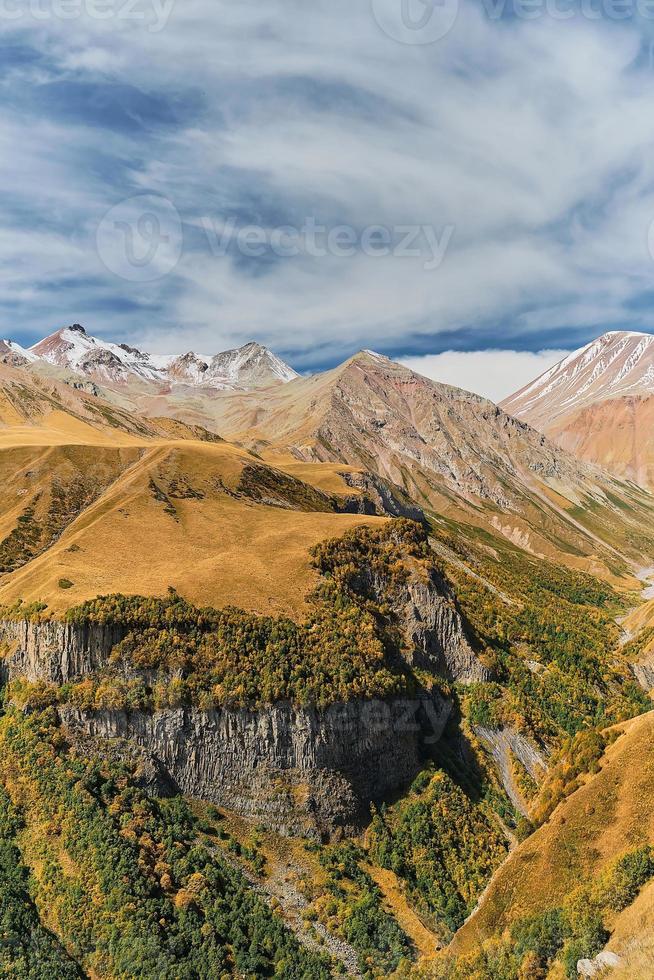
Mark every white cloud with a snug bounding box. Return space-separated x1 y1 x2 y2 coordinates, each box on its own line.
397 349 570 403
2 3 654 360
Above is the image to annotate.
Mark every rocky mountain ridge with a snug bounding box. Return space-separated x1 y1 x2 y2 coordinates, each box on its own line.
14 324 298 391
202 349 654 576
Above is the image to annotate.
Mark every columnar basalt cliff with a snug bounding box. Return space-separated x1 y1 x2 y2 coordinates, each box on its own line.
0 615 462 837
0 521 488 837
0 611 457 837
0 619 126 684
60 697 452 839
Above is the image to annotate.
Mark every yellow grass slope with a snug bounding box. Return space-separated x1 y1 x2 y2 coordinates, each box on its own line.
603 878 654 977
0 360 228 447
0 366 386 617
452 711 654 956
0 438 384 618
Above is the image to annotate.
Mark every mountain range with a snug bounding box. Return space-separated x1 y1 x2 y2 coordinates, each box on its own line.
2 323 298 390
2 325 654 586
1 323 654 978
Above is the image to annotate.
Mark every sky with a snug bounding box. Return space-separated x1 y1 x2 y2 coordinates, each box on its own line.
3 1 654 400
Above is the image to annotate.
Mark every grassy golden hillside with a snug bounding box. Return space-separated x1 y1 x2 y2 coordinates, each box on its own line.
603 878 654 977
0 367 387 616
143 352 654 589
6 355 654 593
0 439 383 617
451 711 654 956
0 360 228 447
0 362 155 444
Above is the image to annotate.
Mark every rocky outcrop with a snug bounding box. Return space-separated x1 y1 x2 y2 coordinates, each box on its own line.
577 950 621 977
474 725 548 815
397 574 489 683
339 471 427 523
350 558 490 684
0 619 126 684
633 655 654 691
61 696 451 840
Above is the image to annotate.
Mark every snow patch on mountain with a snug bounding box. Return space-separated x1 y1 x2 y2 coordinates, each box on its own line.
205 342 298 387
0 340 39 364
30 325 163 384
23 326 297 391
502 331 654 426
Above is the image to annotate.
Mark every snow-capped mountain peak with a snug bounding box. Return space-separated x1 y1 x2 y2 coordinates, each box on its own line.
19 325 297 391
29 324 162 384
205 341 298 388
502 330 654 427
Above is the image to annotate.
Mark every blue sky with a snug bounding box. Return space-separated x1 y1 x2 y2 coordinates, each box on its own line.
3 0 654 397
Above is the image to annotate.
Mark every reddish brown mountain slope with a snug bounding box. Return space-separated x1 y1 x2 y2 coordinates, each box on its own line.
502 331 654 486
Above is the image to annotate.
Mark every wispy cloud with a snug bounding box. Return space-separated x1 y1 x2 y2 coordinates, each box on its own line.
0 2 654 369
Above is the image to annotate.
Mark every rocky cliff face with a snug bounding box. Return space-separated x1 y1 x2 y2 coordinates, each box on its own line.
633 655 654 692
0 610 457 839
60 697 451 840
338 470 427 523
346 550 489 684
394 573 489 683
0 619 126 684
474 725 547 815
